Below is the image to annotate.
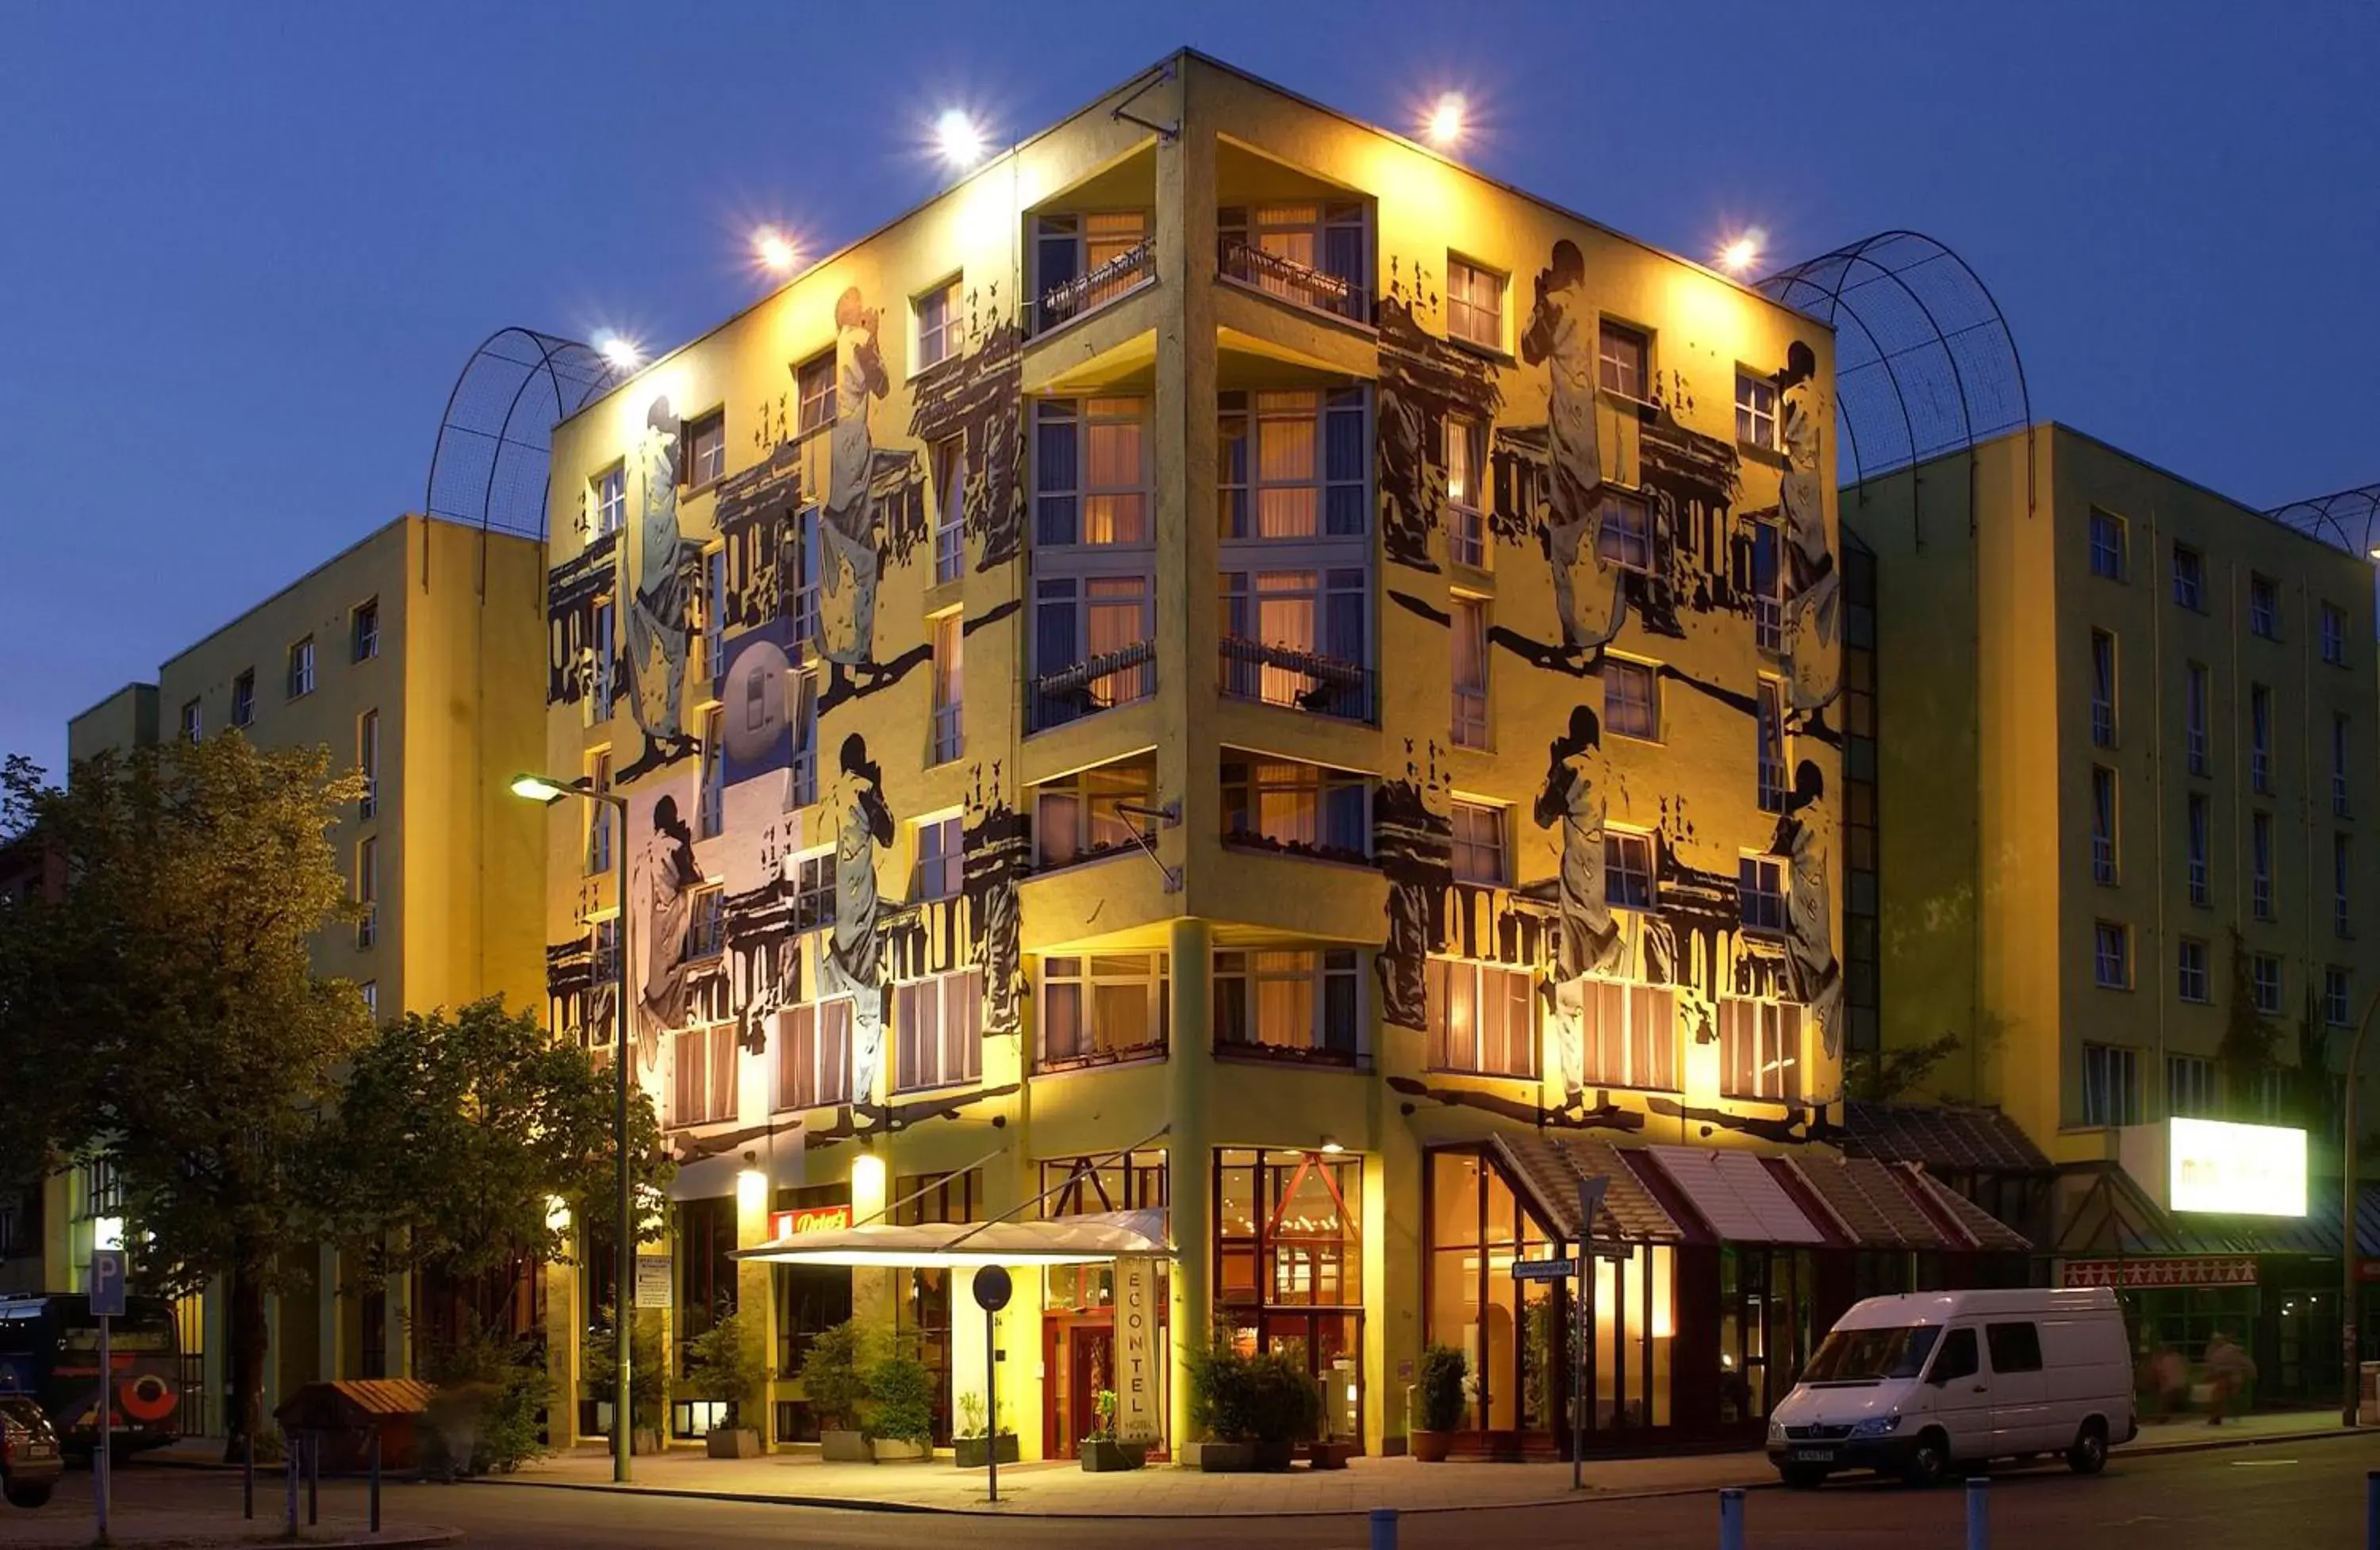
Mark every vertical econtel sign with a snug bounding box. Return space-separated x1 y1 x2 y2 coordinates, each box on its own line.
1113 1256 1162 1444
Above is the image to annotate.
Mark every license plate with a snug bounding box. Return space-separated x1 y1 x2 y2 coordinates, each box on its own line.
1791 1448 1835 1463
29 1444 56 1458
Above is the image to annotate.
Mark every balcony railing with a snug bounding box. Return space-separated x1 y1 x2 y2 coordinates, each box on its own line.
1031 240 1155 336
1031 639 1157 731
1217 238 1371 325
1219 635 1372 722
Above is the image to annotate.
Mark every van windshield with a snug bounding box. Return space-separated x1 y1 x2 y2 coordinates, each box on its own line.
1802 1324 1941 1386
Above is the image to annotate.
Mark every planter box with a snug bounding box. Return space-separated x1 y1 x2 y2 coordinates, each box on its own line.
1078 1439 1148 1472
630 1427 665 1457
1252 1438 1296 1472
820 1429 873 1464
1410 1429 1453 1464
705 1428 763 1460
955 1434 1020 1469
872 1437 931 1464
1307 1440 1356 1471
1182 1440 1254 1473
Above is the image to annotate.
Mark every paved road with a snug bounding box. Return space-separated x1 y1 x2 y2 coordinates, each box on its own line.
24 1434 2376 1548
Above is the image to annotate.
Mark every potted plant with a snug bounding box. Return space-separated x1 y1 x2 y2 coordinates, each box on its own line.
583 1307 671 1456
1077 1389 1148 1471
954 1391 1019 1469
685 1310 768 1459
866 1350 937 1463
1244 1351 1322 1471
1410 1344 1468 1463
797 1319 873 1463
1182 1329 1257 1472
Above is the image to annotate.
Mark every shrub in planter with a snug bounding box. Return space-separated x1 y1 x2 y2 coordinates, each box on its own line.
685 1310 769 1458
1184 1329 1318 1470
416 1310 554 1479
954 1391 1019 1469
1077 1388 1147 1472
582 1308 670 1456
866 1352 936 1463
797 1319 874 1461
1244 1352 1321 1471
1410 1344 1468 1463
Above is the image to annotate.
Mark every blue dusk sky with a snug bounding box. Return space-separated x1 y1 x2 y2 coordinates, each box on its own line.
2 1 2374 773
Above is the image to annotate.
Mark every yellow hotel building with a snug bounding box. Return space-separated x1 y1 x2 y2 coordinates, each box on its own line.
538 52 2021 1462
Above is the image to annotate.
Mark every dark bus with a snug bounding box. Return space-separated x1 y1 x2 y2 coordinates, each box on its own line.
0 1294 183 1456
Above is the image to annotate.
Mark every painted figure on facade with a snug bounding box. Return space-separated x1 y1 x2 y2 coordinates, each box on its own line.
824 732 895 1099
1777 343 1841 723
819 288 892 673
962 764 1031 1038
1535 706 1625 1105
630 792 701 1072
1772 758 1843 1061
1374 750 1453 1031
1521 240 1626 656
625 397 697 775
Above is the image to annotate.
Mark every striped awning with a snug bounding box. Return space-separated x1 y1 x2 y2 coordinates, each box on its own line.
1648 1146 1831 1245
1491 1133 1683 1245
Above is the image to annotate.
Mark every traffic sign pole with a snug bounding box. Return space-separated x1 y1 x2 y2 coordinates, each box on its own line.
89 1249 125 1547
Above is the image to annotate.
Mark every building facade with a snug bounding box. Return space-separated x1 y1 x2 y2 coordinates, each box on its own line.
534 52 2036 1463
56 512 547 1433
1852 423 2380 1406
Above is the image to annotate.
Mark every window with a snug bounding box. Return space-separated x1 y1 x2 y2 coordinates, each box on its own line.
2178 938 2210 1003
1751 520 1784 653
895 969 982 1092
1734 370 1777 451
2088 508 2126 581
231 670 255 729
2090 765 2118 884
1033 210 1152 327
1222 756 1368 858
1739 857 1786 934
684 710 720 840
585 752 614 873
794 352 835 435
682 409 726 486
1719 999 1801 1101
1214 949 1361 1059
2185 662 2210 776
913 815 962 902
690 887 725 960
2082 1043 2143 1126
2249 574 2278 639
2172 543 2205 610
591 919 620 1001
1038 397 1153 547
1984 1322 2044 1375
287 637 315 699
2186 793 2210 907
358 710 379 819
2250 953 2282 1016
351 598 379 662
360 980 378 1022
1217 388 1368 541
1451 595 1489 748
1756 678 1788 813
1445 257 1505 351
1580 979 1677 1091
2252 810 2274 919
1444 413 1488 568
1217 202 1368 318
1604 829 1654 909
1426 959 1535 1077
914 278 961 370
1603 658 1660 740
701 547 727 683
1595 490 1653 573
2327 966 2352 1029
1597 319 1649 398
2090 629 2117 746
1929 1326 1980 1385
2250 683 2272 792
778 999 853 1111
2336 832 2352 938
672 1023 737 1126
593 462 627 535
2094 920 2129 989
932 439 965 585
1450 800 1507 884
791 850 835 934
355 837 378 950
1218 567 1370 718
930 611 963 764
1035 759 1155 868
591 597 617 709
2168 1053 2217 1117
1041 953 1169 1065
1031 573 1155 726
178 698 201 745
2335 715 2352 817
2324 603 2347 666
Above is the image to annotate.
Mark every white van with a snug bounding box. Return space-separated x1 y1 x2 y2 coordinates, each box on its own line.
1767 1287 2137 1488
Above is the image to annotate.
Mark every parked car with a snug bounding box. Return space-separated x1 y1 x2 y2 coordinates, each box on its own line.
1 1394 63 1509
1768 1287 2137 1488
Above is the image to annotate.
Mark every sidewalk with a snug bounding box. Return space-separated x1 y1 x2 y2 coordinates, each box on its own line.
473 1407 2357 1518
1 1505 459 1548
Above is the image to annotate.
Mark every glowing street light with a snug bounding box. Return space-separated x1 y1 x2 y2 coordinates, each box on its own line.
935 109 986 170
1424 94 1466 148
754 227 799 275
1717 232 1764 276
593 332 643 371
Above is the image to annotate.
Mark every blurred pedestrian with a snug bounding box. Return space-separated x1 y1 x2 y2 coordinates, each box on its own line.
2203 1332 2255 1425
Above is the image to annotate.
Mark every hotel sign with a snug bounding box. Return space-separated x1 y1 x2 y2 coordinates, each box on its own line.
1113 1255 1163 1445
2118 1118 2308 1218
768 1204 853 1240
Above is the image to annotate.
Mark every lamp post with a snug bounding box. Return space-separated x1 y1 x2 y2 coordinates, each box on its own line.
2340 986 2380 1428
512 772 633 1483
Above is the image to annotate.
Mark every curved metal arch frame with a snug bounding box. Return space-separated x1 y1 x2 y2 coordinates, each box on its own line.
424 327 622 550
2268 484 2380 562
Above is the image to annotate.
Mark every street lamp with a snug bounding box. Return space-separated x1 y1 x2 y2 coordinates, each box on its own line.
511 771 635 1483
2341 985 2379 1426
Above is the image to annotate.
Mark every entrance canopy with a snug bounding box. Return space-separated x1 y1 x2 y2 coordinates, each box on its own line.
732 1208 1170 1268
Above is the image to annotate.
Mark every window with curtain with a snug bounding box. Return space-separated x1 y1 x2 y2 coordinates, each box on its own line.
1450 800 1507 884
1214 949 1362 1058
1221 755 1368 858
1452 594 1490 748
1444 412 1488 568
1041 953 1169 1065
673 1023 738 1126
1033 758 1156 868
1426 958 1536 1076
1036 397 1151 547
777 999 853 1111
930 612 963 764
1219 389 1368 541
895 968 983 1092
1218 567 1368 712
1581 980 1676 1091
1720 1000 1801 1100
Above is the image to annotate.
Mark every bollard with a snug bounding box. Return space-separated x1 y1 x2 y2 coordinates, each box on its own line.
1967 1475 1990 1550
369 1428 382 1535
242 1433 254 1521
1369 1506 1398 1550
306 1433 320 1527
283 1442 298 1537
2367 1469 2378 1550
1718 1487 1745 1550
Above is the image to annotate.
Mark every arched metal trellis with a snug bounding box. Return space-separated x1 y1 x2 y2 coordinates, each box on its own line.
424 327 621 543
1755 231 2033 532
2268 483 2380 560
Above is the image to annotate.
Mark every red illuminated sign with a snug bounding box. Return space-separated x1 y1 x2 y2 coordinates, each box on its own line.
768 1204 852 1240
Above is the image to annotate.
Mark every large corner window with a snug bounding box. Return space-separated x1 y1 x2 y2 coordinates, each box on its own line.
1214 948 1362 1063
1032 757 1156 869
1039 952 1169 1069
1221 754 1368 861
1032 397 1157 730
1215 1148 1366 1437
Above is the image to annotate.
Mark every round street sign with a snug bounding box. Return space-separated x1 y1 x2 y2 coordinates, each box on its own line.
973 1264 1012 1312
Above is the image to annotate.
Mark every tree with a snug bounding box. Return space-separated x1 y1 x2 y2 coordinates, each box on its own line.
0 738 373 1456
2221 927 2282 1110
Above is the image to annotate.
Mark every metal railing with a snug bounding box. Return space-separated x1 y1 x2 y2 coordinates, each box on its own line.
1031 240 1155 336
1031 639 1157 731
1219 635 1372 722
1218 238 1371 324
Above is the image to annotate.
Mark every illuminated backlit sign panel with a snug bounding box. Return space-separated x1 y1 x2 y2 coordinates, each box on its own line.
768 1204 854 1239
2168 1118 2306 1217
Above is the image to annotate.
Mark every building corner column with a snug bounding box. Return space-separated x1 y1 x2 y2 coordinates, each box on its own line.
1166 915 1212 1452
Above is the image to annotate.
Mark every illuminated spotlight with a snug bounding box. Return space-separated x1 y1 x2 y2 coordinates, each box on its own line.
935 109 986 169
1424 93 1466 148
1716 232 1765 275
754 227 799 275
593 332 643 371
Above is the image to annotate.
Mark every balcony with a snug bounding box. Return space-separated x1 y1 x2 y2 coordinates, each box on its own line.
1030 237 1154 338
1219 635 1372 722
1218 237 1369 326
1031 638 1157 732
